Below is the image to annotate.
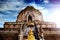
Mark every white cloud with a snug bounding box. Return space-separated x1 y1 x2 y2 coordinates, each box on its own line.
29 3 49 15
44 0 49 3
43 8 60 28
29 3 45 9
0 1 25 11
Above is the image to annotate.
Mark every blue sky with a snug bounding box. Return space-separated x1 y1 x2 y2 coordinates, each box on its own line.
0 0 60 28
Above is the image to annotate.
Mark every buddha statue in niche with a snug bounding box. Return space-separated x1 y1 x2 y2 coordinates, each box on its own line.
28 29 35 40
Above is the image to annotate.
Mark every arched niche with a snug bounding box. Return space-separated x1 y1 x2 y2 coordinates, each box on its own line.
28 15 32 22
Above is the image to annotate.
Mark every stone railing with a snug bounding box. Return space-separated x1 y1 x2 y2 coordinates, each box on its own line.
43 31 60 34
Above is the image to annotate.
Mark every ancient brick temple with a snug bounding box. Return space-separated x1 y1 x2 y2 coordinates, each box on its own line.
0 6 60 40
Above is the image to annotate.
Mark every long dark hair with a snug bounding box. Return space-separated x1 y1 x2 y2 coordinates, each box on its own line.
34 22 40 40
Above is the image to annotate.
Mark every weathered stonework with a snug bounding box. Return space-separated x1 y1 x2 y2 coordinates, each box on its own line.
4 6 56 31
0 6 60 40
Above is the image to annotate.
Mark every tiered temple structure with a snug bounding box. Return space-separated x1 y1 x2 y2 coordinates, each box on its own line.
0 6 60 40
